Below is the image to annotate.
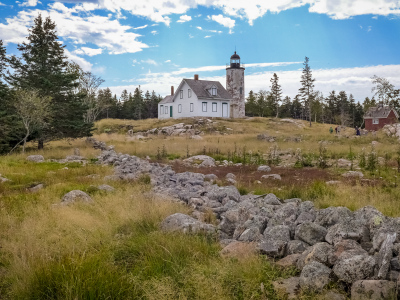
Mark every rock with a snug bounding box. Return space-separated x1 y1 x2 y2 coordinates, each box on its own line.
295 211 316 224
160 213 215 234
268 203 299 227
297 242 333 270
387 270 399 281
206 185 241 203
220 241 256 259
61 190 92 204
257 240 287 258
28 183 44 192
337 158 352 168
286 240 310 255
226 178 237 185
333 254 376 283
26 155 44 163
325 219 370 245
74 148 80 156
225 173 236 180
351 280 396 300
263 225 291 242
183 155 215 167
272 277 300 300
219 210 240 236
263 193 281 205
329 239 367 265
190 135 203 140
276 254 301 268
257 165 271 172
205 174 218 181
299 261 332 292
65 155 86 162
375 232 396 279
98 184 115 192
390 257 400 271
342 171 364 178
314 206 352 228
237 227 262 242
326 180 341 185
261 174 281 180
295 222 327 245
0 175 10 183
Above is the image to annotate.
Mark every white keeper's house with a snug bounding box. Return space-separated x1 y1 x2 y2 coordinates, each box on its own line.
158 51 245 119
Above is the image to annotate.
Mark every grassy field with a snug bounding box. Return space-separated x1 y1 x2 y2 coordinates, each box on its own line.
1 116 400 299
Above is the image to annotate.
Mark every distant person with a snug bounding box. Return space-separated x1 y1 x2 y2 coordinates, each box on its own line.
337 126 341 134
335 126 338 134
355 126 360 136
329 127 333 134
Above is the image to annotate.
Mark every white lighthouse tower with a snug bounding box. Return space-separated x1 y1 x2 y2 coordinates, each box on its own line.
226 51 245 118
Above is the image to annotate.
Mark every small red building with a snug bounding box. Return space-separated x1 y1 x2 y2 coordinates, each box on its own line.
364 105 399 131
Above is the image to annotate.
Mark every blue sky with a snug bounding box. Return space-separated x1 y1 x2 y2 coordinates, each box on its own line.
1 0 400 102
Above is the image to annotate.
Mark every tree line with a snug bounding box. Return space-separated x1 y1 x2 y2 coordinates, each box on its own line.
0 14 162 154
245 57 400 128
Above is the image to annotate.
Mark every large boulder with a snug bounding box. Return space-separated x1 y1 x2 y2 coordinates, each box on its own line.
314 206 352 228
268 202 299 227
329 239 367 265
295 222 327 245
26 155 44 163
257 240 287 258
299 261 332 292
375 232 396 279
219 241 256 259
263 225 291 242
325 219 370 245
286 240 310 255
183 155 216 167
61 190 92 204
333 254 376 283
296 242 333 270
160 213 215 234
351 280 396 300
257 165 271 172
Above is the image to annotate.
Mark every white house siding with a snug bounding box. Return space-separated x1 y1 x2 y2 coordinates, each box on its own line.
158 81 230 119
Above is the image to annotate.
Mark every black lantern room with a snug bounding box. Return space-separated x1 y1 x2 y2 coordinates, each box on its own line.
230 51 240 68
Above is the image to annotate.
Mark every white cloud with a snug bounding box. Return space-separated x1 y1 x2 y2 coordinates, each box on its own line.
74 47 103 56
204 35 211 38
133 24 148 30
0 2 6 6
196 26 202 30
177 15 192 23
151 30 158 35
141 59 158 65
0 3 149 54
64 49 93 71
207 14 235 32
165 59 171 63
19 0 39 7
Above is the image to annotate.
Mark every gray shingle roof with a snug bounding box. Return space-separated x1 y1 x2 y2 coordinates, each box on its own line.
184 79 232 100
364 106 399 119
159 95 173 104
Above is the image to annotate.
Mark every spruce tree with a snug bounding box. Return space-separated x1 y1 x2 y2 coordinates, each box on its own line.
298 57 315 127
270 73 282 118
7 14 92 148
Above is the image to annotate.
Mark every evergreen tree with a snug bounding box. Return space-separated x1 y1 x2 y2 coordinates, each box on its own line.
338 91 350 126
298 57 315 127
280 96 292 118
7 14 92 148
348 94 356 127
270 73 282 118
354 102 364 128
292 95 303 119
245 90 257 116
132 86 143 120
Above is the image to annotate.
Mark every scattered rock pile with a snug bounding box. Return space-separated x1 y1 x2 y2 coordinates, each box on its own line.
95 147 400 299
383 123 400 139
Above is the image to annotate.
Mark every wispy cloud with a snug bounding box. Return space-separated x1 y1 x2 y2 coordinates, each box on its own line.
133 24 148 30
204 35 211 38
74 47 103 56
19 0 39 7
141 59 158 66
177 15 192 23
151 30 158 35
207 14 235 33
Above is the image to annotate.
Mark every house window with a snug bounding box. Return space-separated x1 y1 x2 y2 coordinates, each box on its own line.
190 103 194 112
188 89 192 98
180 90 183 99
211 87 217 96
178 104 182 113
373 119 379 124
212 102 217 112
202 102 207 112
160 105 163 114
165 106 168 114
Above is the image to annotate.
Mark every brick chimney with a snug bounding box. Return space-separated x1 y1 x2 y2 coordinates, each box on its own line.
171 86 174 95
194 74 199 80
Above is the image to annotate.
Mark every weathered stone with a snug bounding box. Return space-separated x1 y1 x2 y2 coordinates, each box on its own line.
225 173 236 180
225 178 236 185
261 174 281 180
319 291 346 300
351 280 396 300
297 242 333 270
257 240 287 258
160 213 215 234
183 155 216 167
295 211 316 224
375 232 396 279
268 203 299 227
342 171 364 178
28 183 44 192
295 222 327 245
390 257 400 271
314 206 352 228
204 174 218 181
329 239 367 265
237 227 262 242
263 193 281 205
26 155 44 162
276 254 301 268
220 241 256 259
218 210 239 236
286 240 310 255
299 261 332 292
98 184 115 192
263 225 291 242
387 270 399 281
333 254 376 283
257 165 271 172
61 190 92 204
325 219 370 245
272 277 300 300
206 185 241 203
284 198 302 204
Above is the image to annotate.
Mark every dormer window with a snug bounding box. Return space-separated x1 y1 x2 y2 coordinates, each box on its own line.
211 87 217 96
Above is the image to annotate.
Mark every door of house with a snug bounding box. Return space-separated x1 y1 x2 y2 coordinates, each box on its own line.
170 106 173 118
222 103 228 118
